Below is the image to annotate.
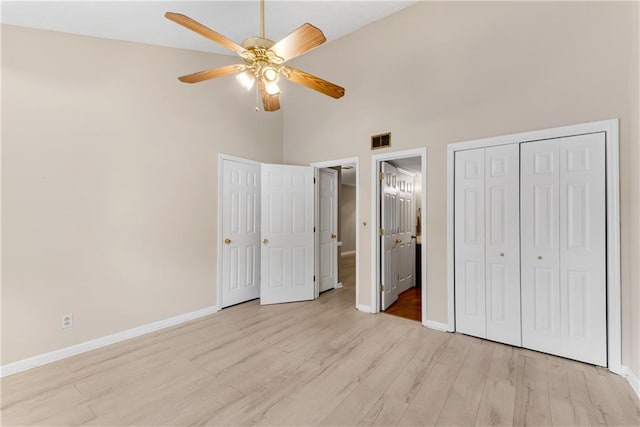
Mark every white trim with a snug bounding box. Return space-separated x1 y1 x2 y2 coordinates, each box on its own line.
217 154 262 310
356 304 373 313
336 282 343 289
424 320 450 332
310 157 360 309
621 366 640 399
1 305 219 378
446 118 621 373
341 250 356 256
371 148 428 324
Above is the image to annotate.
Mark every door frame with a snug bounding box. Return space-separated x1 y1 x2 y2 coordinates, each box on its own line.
446 118 622 374
371 148 428 325
216 153 262 310
310 157 360 308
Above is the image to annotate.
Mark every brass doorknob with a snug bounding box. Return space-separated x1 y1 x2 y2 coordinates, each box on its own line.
262 238 269 244
224 238 231 245
396 238 402 244
331 233 337 239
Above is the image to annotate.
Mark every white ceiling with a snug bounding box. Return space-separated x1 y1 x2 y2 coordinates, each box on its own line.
0 1 416 56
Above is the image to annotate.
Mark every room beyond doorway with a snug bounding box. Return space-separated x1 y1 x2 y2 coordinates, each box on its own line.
371 148 427 324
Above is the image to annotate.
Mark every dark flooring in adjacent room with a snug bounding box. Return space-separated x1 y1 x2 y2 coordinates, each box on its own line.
384 287 421 322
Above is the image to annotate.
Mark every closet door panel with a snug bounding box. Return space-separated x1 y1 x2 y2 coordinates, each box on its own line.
559 133 606 366
521 140 562 350
454 149 486 338
485 144 521 346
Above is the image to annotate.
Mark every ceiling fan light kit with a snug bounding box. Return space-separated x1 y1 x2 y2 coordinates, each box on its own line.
165 0 345 112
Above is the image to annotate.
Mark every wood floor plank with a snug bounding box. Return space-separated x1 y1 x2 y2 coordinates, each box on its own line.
2 255 638 426
475 344 518 426
512 353 553 426
435 339 495 426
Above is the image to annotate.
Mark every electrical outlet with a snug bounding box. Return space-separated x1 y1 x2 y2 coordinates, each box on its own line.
61 313 73 329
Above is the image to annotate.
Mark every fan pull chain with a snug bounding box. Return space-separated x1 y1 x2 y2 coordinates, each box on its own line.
255 84 260 112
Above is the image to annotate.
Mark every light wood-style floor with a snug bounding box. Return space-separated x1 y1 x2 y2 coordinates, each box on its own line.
2 254 639 426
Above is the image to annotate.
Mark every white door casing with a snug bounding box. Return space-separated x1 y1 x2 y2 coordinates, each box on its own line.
221 159 261 308
396 169 415 294
521 133 607 366
454 149 487 338
485 145 521 346
381 162 399 310
260 164 315 305
319 169 338 293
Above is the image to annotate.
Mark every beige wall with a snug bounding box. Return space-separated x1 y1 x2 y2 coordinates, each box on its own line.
282 2 640 373
340 184 356 253
1 25 282 364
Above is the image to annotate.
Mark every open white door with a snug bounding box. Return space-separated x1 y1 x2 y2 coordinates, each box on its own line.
220 159 260 308
319 169 338 293
260 164 315 305
395 169 414 294
381 162 400 310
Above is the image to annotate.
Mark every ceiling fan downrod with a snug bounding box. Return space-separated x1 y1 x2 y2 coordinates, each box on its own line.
260 0 265 38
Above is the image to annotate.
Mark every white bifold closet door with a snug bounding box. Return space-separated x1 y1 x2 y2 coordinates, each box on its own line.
521 133 606 366
454 145 521 346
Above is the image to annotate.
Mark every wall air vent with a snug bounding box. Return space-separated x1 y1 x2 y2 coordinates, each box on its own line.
371 132 391 150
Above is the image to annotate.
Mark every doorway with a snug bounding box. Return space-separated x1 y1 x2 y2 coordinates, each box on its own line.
311 157 360 309
371 148 427 324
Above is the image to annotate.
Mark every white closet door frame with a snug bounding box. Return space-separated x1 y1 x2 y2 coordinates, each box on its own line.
446 119 622 374
370 148 429 325
217 154 263 311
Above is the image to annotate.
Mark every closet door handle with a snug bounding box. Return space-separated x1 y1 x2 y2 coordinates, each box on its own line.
537 256 543 260
224 238 232 245
500 253 504 257
262 239 269 245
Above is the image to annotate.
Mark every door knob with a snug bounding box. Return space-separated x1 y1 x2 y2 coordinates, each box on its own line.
500 253 504 257
537 256 543 260
224 238 231 245
331 233 337 239
396 238 402 244
262 238 269 244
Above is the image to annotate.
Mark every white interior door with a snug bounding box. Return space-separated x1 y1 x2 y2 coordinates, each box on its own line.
454 149 486 338
221 159 260 308
396 170 415 294
319 168 338 293
260 164 315 305
485 145 521 346
381 162 399 310
521 134 606 366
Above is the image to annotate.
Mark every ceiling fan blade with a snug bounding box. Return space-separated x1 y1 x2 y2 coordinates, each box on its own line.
165 12 246 54
178 65 245 84
258 80 281 112
269 23 326 63
283 67 345 99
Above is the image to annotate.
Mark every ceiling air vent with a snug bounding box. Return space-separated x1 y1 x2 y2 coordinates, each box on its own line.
371 132 391 150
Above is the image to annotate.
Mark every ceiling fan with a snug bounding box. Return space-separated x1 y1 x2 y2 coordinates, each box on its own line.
165 0 345 112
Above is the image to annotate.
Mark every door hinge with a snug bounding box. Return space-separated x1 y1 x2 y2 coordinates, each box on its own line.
314 275 316 282
379 228 385 236
379 172 385 181
314 226 316 232
314 177 316 184
380 283 384 291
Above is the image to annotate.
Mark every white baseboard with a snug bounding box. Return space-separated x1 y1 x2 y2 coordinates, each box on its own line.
424 320 451 332
336 282 343 289
1 305 219 378
356 303 373 313
621 365 640 399
341 250 356 256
